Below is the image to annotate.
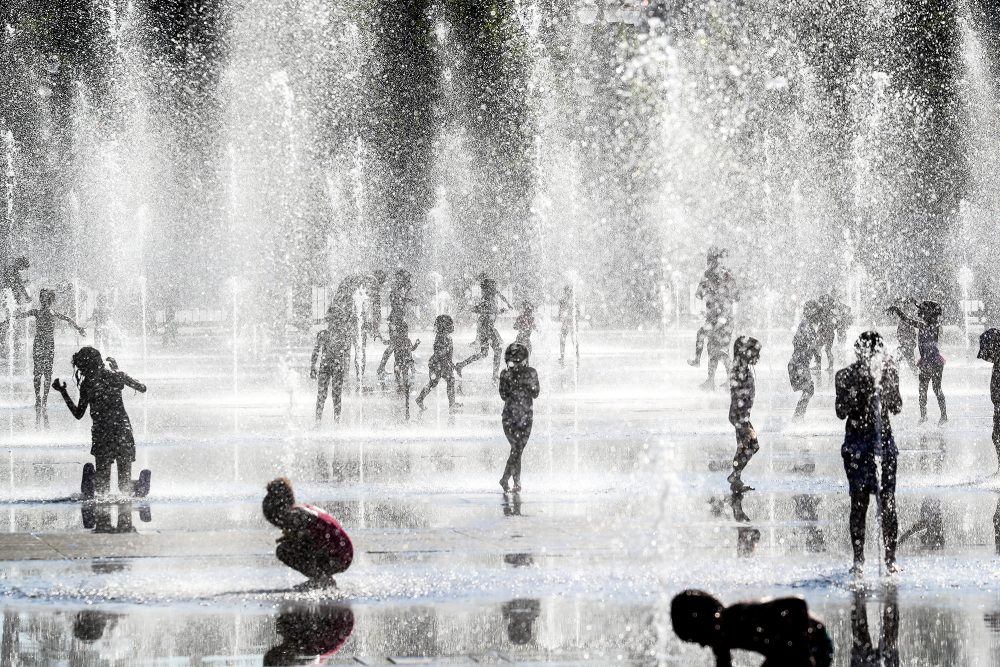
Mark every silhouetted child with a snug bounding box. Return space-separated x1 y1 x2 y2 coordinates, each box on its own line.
416 315 458 413
392 321 420 419
671 589 833 667
812 292 851 370
457 275 512 383
376 269 412 383
365 270 387 343
788 301 819 419
513 301 536 355
890 299 918 374
727 336 761 492
850 585 898 667
0 255 31 305
90 292 111 351
312 305 351 422
264 606 355 666
17 288 86 413
978 328 1000 471
557 285 579 366
888 300 946 425
690 248 739 390
836 331 902 575
499 343 540 492
262 477 353 587
52 347 149 498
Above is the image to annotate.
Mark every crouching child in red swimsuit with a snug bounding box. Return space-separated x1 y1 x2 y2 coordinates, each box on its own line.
263 477 353 587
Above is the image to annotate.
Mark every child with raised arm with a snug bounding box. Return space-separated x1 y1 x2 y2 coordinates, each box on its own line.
263 477 353 588
498 343 540 492
17 288 86 412
416 315 458 413
52 347 149 498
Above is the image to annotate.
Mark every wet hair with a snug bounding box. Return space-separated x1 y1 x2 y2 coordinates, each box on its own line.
671 589 724 646
854 331 884 360
917 300 942 323
434 315 454 335
802 300 821 323
71 347 104 384
732 336 761 365
263 477 295 528
505 342 529 366
39 288 55 307
979 328 1000 363
12 256 28 271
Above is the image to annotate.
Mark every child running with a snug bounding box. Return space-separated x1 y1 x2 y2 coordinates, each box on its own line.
888 300 946 425
788 301 819 419
457 275 512 383
513 301 536 355
727 336 761 492
16 288 86 413
416 315 459 413
498 343 540 493
392 321 420 419
262 477 353 588
52 347 149 498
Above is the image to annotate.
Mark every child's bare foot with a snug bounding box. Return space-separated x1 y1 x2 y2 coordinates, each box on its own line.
499 478 510 492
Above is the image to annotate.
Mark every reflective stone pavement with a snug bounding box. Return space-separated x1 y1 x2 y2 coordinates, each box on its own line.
1 327 1000 665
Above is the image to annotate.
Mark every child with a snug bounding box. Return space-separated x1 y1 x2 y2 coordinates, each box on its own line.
392 321 420 419
0 255 31 305
376 269 412 383
978 327 1000 470
90 292 111 351
262 477 353 587
690 248 739 390
557 285 578 366
787 301 819 419
513 301 536 355
671 589 833 667
889 299 918 374
52 347 149 498
727 336 761 492
416 315 458 413
836 331 902 575
498 343 540 492
311 305 351 423
457 275 512 383
888 299 946 424
16 288 87 412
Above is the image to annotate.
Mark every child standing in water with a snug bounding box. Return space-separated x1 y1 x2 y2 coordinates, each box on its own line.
52 347 149 498
263 477 353 587
498 343 540 492
978 328 1000 471
788 301 819 419
513 301 536 355
557 285 579 366
17 289 86 414
392 321 420 419
888 300 947 425
311 305 351 423
727 336 761 492
416 315 458 413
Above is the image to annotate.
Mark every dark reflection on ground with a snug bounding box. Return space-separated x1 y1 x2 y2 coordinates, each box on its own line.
264 605 354 666
81 502 151 533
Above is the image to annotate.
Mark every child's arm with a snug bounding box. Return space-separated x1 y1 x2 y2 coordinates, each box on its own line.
529 369 540 399
498 292 513 310
886 306 923 330
118 371 147 393
54 311 87 335
411 339 420 351
13 309 38 319
52 379 88 419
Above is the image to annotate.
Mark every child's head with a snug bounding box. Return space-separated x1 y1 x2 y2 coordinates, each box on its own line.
71 347 104 378
707 246 727 267
917 300 942 324
671 589 724 647
802 300 821 323
434 315 454 336
39 288 55 308
12 256 28 272
854 330 884 363
520 301 533 315
263 477 296 528
979 328 1000 363
732 336 761 366
505 343 529 368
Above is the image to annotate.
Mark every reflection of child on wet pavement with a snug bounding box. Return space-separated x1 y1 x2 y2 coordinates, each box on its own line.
851 586 899 667
263 478 353 586
264 605 355 666
671 589 833 667
727 336 761 492
416 315 457 412
499 343 540 493
53 347 149 498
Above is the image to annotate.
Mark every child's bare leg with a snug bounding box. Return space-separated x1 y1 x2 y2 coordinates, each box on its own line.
117 458 134 495
95 456 113 495
41 372 51 404
32 373 41 405
315 371 331 421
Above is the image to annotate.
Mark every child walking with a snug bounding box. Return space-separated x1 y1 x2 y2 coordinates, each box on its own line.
727 336 761 492
416 315 458 413
978 328 1000 471
888 300 946 425
263 477 353 587
498 343 540 492
52 347 149 498
17 288 86 413
392 321 420 419
513 301 536 355
788 301 819 419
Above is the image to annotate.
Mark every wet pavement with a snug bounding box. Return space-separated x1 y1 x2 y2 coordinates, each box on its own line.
2 326 1000 665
